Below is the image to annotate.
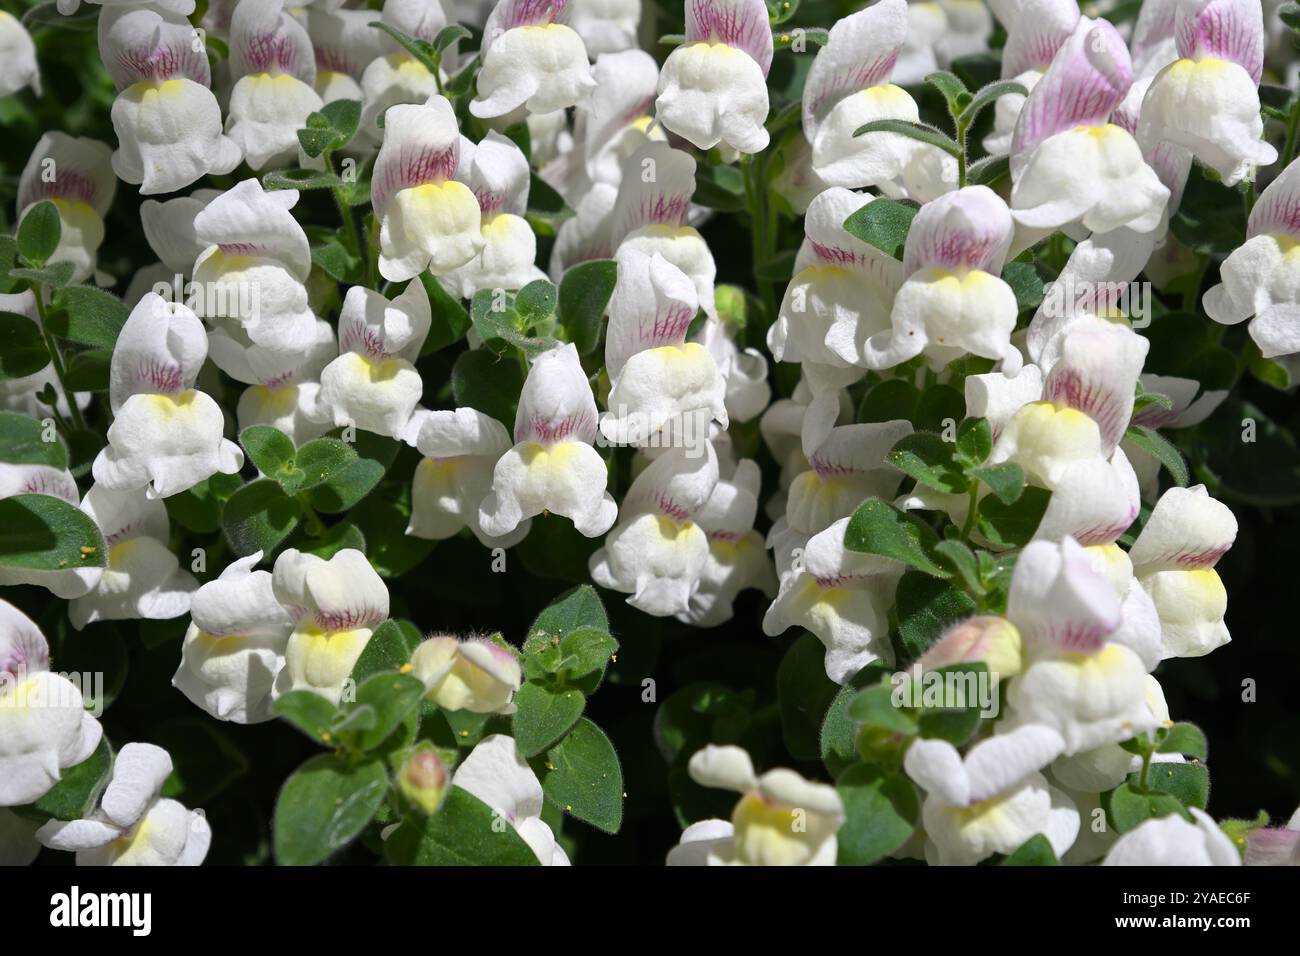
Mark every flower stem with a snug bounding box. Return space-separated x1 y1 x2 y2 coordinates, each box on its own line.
32 285 86 432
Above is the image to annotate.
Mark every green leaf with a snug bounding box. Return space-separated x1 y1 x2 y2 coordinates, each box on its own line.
848 681 919 735
1282 0 1300 30
165 473 241 534
955 417 992 464
888 431 968 494
1157 722 1208 760
1000 833 1059 865
1108 782 1189 833
283 437 356 494
353 672 427 751
0 493 106 570
384 785 541 865
858 378 921 423
47 286 129 349
852 119 962 158
0 411 67 467
240 425 296 479
0 312 49 380
221 478 302 556
351 619 423 684
273 755 389 865
959 80 1028 127
925 70 969 117
933 539 982 593
557 625 618 680
515 279 558 325
895 571 978 660
820 663 892 776
298 99 361 157
976 485 1051 548
842 198 918 260
528 584 610 642
1141 762 1210 810
452 348 525 427
557 259 616 355
966 153 1011 187
543 717 623 833
1124 425 1189 487
17 200 61 264
836 764 920 865
273 691 342 747
21 737 113 822
368 21 440 74
9 263 76 288
1001 261 1045 311
433 23 472 54
777 632 841 760
844 499 948 577
513 682 586 757
63 349 111 392
263 168 345 192
970 462 1025 506
420 274 471 354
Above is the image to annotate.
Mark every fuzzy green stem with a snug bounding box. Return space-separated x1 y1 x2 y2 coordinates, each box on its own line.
32 285 86 432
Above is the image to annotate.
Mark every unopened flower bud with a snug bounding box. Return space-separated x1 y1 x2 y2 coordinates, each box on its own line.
918 615 1023 679
399 743 450 816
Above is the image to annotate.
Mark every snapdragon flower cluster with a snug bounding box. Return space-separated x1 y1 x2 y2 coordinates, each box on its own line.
0 0 1297 868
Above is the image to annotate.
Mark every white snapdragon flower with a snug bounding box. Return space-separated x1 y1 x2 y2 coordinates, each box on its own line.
0 10 40 97
983 317 1148 489
611 143 718 318
230 320 336 445
545 49 662 200
16 133 116 285
667 746 844 866
569 0 639 55
225 0 325 171
980 0 1080 156
372 95 485 281
1138 0 1277 187
98 5 241 194
1103 807 1240 865
591 444 719 616
452 735 570 864
905 725 1079 865
1050 674 1179 793
126 189 219 306
678 458 776 626
774 420 913 554
1002 538 1161 754
802 0 957 199
92 295 243 499
1127 484 1237 658
693 313 770 424
770 188 903 375
411 635 522 714
357 0 448 146
305 4 390 106
655 0 773 155
272 548 390 705
549 182 619 275
1203 158 1300 365
68 485 197 631
470 0 595 118
599 248 727 447
442 132 547 298
319 279 430 438
172 552 295 724
763 515 905 683
36 744 210 866
861 186 1023 374
0 600 103 807
192 179 319 356
1243 808 1300 866
478 343 618 539
406 406 528 547
1009 17 1169 240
